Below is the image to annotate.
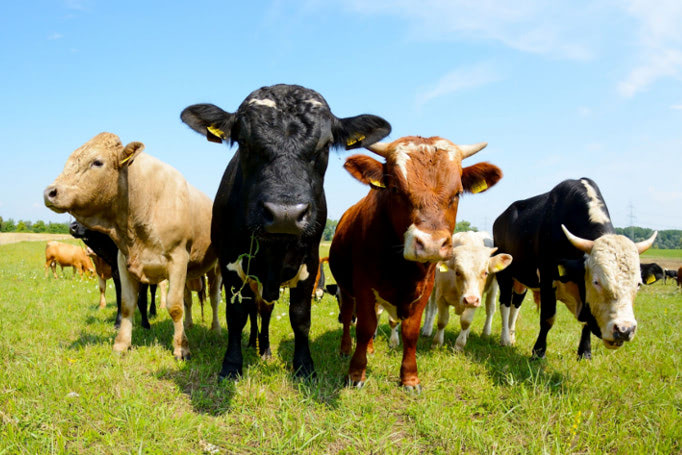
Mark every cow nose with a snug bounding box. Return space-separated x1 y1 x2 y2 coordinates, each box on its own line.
45 186 58 202
463 295 480 307
613 323 636 341
262 202 310 235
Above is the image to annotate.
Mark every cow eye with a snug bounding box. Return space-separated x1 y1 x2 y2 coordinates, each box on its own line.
92 159 103 168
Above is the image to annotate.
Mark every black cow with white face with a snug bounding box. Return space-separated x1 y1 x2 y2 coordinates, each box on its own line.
493 178 656 360
181 84 391 380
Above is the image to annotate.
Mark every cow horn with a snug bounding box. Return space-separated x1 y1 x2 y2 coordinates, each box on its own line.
635 231 657 254
561 224 594 253
457 142 488 159
365 142 390 158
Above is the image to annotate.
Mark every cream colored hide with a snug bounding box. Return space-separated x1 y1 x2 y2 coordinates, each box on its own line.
183 268 222 332
422 231 512 351
44 132 221 359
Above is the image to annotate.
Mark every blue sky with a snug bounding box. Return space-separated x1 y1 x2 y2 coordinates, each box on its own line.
1 0 681 232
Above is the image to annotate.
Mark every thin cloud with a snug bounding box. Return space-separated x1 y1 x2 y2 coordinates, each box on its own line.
416 62 502 107
670 104 682 110
47 33 63 40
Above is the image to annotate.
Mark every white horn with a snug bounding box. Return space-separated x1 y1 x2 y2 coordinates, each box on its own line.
458 142 488 159
366 142 390 158
561 224 594 254
635 231 657 254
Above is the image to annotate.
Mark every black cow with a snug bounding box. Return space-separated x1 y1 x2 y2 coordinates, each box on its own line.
640 263 664 285
493 178 656 359
69 221 158 329
664 268 678 284
181 84 391 380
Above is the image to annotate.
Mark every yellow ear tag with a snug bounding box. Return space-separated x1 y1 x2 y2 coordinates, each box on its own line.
346 133 366 147
471 180 488 194
646 274 656 284
207 125 226 143
369 179 385 189
558 264 567 277
493 262 506 273
119 154 134 166
439 263 449 273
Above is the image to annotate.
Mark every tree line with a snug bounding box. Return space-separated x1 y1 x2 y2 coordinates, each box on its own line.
0 217 70 234
615 226 682 250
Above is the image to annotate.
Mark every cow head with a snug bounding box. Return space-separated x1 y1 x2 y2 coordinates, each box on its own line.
44 132 144 223
344 136 502 262
561 225 657 349
181 84 391 238
441 232 512 307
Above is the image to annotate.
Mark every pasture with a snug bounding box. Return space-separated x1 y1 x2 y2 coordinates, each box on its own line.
0 239 680 454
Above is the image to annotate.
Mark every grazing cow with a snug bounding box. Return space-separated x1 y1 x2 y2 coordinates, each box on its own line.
44 241 94 279
493 178 657 360
181 84 391 380
329 136 502 389
640 263 664 285
663 268 678 284
70 220 160 329
421 231 512 350
44 133 222 359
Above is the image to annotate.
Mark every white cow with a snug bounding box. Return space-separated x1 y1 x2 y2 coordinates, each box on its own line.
422 231 512 350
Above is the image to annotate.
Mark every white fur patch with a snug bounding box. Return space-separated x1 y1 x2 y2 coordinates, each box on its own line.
226 258 274 304
304 98 323 107
281 264 309 288
393 143 414 180
248 98 277 108
581 179 611 224
372 289 399 321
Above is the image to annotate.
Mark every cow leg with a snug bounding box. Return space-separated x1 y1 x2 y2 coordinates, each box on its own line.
247 304 259 349
289 284 315 378
421 291 438 337
339 288 355 357
258 302 274 358
348 293 378 387
113 251 140 354
97 276 107 309
532 281 557 359
497 271 515 346
183 285 193 330
166 257 190 360
399 296 429 390
577 324 592 360
433 298 450 347
112 268 122 328
482 277 498 337
137 283 151 330
388 317 400 349
368 305 382 354
455 307 476 351
220 273 253 380
149 284 157 317
207 268 222 333
159 280 168 310
507 290 525 345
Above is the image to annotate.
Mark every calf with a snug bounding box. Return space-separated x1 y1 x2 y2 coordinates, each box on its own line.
329 136 502 389
664 268 678 284
640 263 664 285
493 178 656 359
181 84 391 380
45 133 221 359
421 231 512 350
44 241 94 279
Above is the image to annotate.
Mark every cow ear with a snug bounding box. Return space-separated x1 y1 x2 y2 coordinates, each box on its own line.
557 258 585 283
333 115 392 150
461 162 503 194
119 141 145 167
489 253 512 273
181 104 236 144
343 154 386 189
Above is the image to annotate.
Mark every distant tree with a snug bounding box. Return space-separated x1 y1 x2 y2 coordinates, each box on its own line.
323 219 338 241
455 220 478 233
33 220 46 233
1 218 15 232
16 221 28 232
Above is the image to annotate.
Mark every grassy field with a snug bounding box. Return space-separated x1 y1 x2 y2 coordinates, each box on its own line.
0 240 680 454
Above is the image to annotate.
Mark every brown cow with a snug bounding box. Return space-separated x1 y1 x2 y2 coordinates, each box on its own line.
329 136 502 390
44 132 221 359
44 241 94 279
86 246 112 308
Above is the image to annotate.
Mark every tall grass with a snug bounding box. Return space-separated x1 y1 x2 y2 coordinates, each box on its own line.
0 241 680 453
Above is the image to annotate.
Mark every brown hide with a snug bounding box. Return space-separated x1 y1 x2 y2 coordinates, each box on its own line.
44 241 94 278
329 136 502 388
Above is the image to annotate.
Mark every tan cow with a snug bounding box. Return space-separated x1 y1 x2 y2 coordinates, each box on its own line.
44 132 221 359
421 231 512 350
44 241 94 279
86 246 113 308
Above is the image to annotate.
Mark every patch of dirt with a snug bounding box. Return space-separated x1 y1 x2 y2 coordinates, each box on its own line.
0 233 72 245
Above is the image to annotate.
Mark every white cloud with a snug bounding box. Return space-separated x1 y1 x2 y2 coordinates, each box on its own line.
670 104 682 110
47 33 63 40
416 61 502 107
618 0 682 97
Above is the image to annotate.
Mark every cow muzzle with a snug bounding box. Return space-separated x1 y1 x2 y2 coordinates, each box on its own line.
462 295 481 308
262 202 311 235
603 320 637 349
404 226 453 262
43 185 67 213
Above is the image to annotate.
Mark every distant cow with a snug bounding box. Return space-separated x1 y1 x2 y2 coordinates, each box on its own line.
329 136 502 389
44 132 221 359
493 178 657 360
640 263 664 285
421 231 512 350
70 221 160 329
663 268 678 284
181 84 391 380
44 241 94 279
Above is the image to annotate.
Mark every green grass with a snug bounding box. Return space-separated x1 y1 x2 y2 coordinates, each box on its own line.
641 248 682 260
0 241 680 453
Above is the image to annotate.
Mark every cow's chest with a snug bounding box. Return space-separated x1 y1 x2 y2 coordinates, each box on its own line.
553 280 582 318
125 245 169 284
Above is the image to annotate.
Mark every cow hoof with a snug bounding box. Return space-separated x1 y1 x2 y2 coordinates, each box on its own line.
112 342 130 354
402 384 422 394
531 349 546 360
347 378 365 389
141 321 151 330
578 352 592 360
260 348 272 359
454 344 465 352
218 369 242 383
174 352 191 361
293 363 316 379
